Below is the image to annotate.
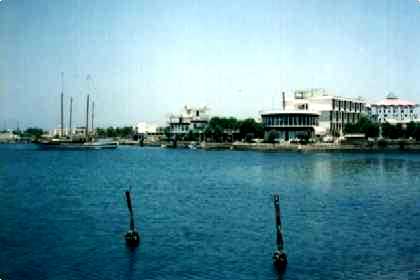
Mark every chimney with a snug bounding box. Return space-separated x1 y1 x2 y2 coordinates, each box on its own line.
282 92 286 110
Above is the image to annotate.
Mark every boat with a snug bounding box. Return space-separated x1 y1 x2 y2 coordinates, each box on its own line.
37 74 118 151
36 139 118 150
187 142 198 149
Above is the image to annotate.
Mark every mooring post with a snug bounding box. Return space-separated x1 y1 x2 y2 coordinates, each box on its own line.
124 190 140 247
125 191 135 231
273 193 287 269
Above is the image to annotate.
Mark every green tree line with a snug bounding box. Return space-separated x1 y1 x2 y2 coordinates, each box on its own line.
203 117 264 142
96 126 134 138
381 122 420 140
10 128 45 139
344 116 380 138
345 116 420 140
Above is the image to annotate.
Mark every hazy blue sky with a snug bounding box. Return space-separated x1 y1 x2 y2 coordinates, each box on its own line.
1 0 420 129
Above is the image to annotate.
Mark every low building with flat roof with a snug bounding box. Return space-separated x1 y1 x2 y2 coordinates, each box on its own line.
261 110 320 141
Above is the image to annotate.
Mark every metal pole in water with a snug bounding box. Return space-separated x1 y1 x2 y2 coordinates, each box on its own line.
124 190 140 247
273 193 287 269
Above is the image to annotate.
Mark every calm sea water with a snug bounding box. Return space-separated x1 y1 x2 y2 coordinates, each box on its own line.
1 144 420 280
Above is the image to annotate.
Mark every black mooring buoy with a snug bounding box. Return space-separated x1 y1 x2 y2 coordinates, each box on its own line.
124 190 140 247
273 193 287 270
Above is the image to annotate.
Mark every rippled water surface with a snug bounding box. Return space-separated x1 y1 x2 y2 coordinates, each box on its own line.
1 144 420 280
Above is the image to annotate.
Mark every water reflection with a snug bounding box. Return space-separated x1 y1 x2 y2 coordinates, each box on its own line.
125 246 140 280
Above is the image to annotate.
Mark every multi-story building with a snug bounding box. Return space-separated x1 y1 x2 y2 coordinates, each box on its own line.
260 89 366 140
369 93 418 124
168 106 210 136
293 89 366 136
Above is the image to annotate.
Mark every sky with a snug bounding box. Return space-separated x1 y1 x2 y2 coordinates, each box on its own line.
1 0 420 129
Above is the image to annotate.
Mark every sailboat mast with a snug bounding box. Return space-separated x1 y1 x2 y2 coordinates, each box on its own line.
69 97 73 136
85 94 90 139
60 72 64 137
91 101 95 137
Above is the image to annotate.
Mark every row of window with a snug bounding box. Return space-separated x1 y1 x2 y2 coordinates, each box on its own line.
263 115 319 127
383 114 411 118
170 123 207 132
372 105 415 109
332 99 365 112
330 111 361 123
375 109 414 114
378 115 418 122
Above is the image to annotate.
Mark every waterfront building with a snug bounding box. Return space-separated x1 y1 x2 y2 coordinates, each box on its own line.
168 106 210 137
133 122 158 134
133 122 162 141
261 110 320 141
369 93 419 124
260 89 366 140
0 131 20 143
50 127 86 137
293 89 366 136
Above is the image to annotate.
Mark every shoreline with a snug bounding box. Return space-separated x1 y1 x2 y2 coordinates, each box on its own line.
174 140 420 152
5 140 420 152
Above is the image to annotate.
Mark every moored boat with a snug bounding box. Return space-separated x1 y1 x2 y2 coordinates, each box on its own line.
37 74 118 151
36 139 118 150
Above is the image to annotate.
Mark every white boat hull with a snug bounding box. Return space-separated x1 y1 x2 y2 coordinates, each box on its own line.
36 141 118 150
